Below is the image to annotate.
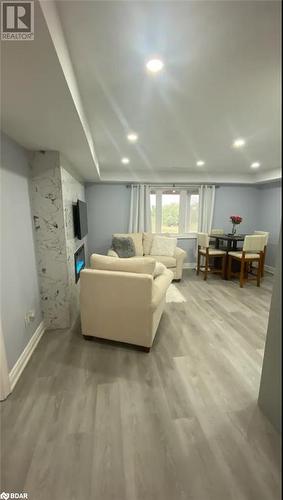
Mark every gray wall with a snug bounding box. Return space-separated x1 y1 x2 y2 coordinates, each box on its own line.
0 133 42 370
258 229 281 432
213 186 259 234
86 184 131 256
86 183 281 266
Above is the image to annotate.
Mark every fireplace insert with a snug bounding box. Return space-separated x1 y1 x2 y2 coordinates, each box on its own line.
74 244 85 283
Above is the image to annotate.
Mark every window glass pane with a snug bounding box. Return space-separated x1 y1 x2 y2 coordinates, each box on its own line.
161 193 180 234
188 194 199 232
150 193 156 232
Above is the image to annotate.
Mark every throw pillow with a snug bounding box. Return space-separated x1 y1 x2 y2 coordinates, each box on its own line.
150 235 177 257
153 261 167 278
113 233 143 256
111 236 135 258
143 232 154 255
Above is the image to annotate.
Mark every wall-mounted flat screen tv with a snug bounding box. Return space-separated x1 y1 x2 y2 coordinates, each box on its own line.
73 200 88 240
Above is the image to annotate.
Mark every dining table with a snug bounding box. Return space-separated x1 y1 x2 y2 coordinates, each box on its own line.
210 234 247 251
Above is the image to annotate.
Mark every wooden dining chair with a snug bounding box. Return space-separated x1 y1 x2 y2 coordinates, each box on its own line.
209 228 225 247
254 231 269 277
227 235 265 288
197 232 226 280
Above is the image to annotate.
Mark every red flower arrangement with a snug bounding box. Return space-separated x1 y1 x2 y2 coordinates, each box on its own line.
230 215 242 225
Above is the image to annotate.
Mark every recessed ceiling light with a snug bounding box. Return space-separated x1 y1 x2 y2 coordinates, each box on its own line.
251 162 260 169
233 138 246 148
146 58 164 73
196 160 205 167
127 133 138 142
121 157 130 165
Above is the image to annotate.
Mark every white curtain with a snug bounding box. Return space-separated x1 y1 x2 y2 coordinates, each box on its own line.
0 318 11 401
198 185 216 233
128 184 151 232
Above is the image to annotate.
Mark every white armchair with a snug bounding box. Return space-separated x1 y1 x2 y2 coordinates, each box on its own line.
80 254 173 351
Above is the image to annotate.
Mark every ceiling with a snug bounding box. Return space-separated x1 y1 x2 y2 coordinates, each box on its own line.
0 0 99 180
1 0 281 183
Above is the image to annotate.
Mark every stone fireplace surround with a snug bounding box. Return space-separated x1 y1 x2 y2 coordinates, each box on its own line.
30 151 87 330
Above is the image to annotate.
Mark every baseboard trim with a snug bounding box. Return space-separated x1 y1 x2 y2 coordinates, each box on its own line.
252 262 275 275
264 265 275 275
9 321 45 391
183 262 196 270
183 262 275 274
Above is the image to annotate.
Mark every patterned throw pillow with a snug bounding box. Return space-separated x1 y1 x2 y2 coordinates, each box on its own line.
143 232 154 255
150 236 177 257
111 236 135 258
113 233 143 256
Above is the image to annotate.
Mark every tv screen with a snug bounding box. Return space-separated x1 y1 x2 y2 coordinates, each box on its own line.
73 200 88 239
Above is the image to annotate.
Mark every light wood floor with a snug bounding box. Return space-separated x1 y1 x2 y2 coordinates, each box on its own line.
1 271 281 500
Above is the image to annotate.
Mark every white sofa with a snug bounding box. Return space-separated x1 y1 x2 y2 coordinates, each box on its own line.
108 232 187 280
80 254 173 351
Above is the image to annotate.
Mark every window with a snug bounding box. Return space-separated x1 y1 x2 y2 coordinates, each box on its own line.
150 193 156 232
150 188 199 235
187 194 199 233
162 192 180 234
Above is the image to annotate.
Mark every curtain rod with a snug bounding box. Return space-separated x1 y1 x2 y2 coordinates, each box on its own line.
126 184 219 188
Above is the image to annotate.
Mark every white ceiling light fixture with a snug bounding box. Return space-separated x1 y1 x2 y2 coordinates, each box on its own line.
127 133 138 142
251 162 261 169
196 160 205 167
233 138 246 148
146 58 164 73
121 157 130 165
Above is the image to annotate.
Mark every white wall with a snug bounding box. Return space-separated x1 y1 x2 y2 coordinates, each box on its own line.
258 229 281 432
0 133 42 370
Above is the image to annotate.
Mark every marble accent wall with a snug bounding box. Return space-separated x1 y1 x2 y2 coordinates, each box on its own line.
61 163 87 327
30 152 87 330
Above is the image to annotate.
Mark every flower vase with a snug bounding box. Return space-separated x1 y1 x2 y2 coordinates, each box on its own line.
232 224 237 236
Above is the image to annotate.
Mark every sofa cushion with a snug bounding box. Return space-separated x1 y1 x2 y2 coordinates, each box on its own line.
90 254 156 275
143 232 154 255
113 233 143 256
148 255 176 268
150 235 177 257
111 236 136 258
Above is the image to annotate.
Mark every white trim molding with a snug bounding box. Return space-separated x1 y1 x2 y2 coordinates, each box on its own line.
183 262 197 269
183 263 275 274
9 321 45 391
264 265 275 275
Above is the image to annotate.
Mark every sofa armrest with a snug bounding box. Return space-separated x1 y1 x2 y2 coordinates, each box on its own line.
174 247 187 280
151 269 173 310
174 247 186 259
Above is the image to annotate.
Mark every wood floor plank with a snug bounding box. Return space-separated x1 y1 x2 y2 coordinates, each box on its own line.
0 270 281 500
